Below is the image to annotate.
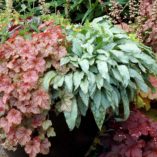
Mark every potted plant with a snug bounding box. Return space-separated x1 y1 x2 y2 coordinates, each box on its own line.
0 15 157 157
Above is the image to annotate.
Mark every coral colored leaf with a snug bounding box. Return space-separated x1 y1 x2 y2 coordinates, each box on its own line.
0 118 11 133
40 139 51 155
16 127 32 145
6 109 22 125
25 138 41 157
149 76 157 88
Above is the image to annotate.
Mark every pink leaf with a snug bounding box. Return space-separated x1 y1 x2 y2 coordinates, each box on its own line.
149 76 157 88
7 109 22 125
40 138 51 155
16 127 32 145
32 89 50 110
25 138 41 157
0 117 11 133
23 70 39 84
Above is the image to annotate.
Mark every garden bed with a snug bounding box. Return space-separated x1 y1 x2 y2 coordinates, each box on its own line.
1 1 157 157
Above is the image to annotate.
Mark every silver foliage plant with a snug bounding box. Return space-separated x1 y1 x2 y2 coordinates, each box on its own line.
43 16 157 130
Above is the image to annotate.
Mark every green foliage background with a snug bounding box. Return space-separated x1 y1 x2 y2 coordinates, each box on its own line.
2 0 132 23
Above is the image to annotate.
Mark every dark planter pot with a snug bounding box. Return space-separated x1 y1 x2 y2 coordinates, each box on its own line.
6 147 27 157
4 111 98 157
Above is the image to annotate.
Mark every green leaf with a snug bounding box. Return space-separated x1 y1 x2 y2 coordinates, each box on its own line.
110 26 125 34
129 68 143 81
127 87 135 101
121 89 130 120
30 23 39 33
87 44 94 54
118 43 141 53
106 90 115 110
110 50 129 63
60 57 70 65
103 43 117 51
79 59 89 73
43 71 57 91
64 98 78 130
93 90 101 109
97 61 109 81
72 38 82 56
53 75 64 89
135 78 148 93
138 63 146 72
79 89 89 106
112 68 122 82
42 120 52 131
60 92 73 112
112 87 120 107
97 55 108 61
91 104 106 130
89 84 96 97
101 90 110 109
114 34 128 39
135 53 155 65
96 74 104 89
87 72 95 85
77 96 88 116
65 73 73 92
97 49 109 57
129 68 148 92
89 58 95 65
103 80 113 91
117 65 130 87
73 71 84 90
47 127 56 137
80 78 89 94
75 115 81 128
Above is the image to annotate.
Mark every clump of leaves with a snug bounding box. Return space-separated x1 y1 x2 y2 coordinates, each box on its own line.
0 0 5 12
44 16 157 131
136 0 157 52
0 20 67 157
10 0 135 24
99 109 157 157
0 11 20 43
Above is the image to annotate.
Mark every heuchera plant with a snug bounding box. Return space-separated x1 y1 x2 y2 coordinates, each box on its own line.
137 0 157 53
99 109 157 157
0 20 67 157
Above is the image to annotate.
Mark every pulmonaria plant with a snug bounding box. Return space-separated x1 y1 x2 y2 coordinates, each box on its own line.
0 20 67 157
44 16 157 131
99 109 157 157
